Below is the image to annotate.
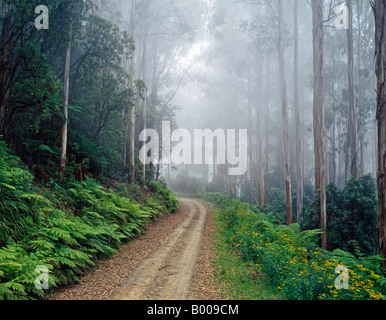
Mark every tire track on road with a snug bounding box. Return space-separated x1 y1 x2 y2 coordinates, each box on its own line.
108 199 207 300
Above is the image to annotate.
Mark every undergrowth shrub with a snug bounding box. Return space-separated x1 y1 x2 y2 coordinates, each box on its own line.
148 180 179 214
302 175 378 255
0 139 179 300
210 193 386 301
0 140 45 245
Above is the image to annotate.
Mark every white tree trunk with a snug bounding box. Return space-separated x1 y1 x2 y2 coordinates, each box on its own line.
294 0 303 223
347 0 359 178
278 1 293 225
312 0 327 249
59 23 72 177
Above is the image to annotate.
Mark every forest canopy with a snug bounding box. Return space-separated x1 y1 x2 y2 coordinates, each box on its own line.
1 0 386 301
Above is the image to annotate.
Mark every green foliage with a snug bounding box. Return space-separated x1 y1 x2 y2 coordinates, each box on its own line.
0 140 45 245
148 180 179 214
208 193 385 301
212 213 284 300
0 140 178 300
302 175 378 255
0 242 58 300
1 0 137 182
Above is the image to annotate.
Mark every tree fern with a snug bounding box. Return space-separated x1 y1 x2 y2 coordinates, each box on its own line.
0 283 20 300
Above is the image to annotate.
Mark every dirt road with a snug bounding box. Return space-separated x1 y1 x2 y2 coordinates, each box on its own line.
108 199 208 300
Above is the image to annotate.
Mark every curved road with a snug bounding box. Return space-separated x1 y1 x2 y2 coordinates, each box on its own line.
108 199 208 300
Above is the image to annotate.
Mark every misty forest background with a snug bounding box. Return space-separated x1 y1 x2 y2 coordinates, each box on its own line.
1 0 386 300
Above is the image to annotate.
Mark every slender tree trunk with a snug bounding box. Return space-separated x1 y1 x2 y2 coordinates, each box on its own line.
347 0 359 178
373 116 378 176
312 0 327 249
265 60 271 206
228 89 236 197
149 43 158 176
141 39 148 183
249 136 254 205
123 108 128 167
122 56 129 168
129 54 136 185
356 0 365 177
347 0 359 241
248 72 254 205
375 0 386 267
278 1 293 225
59 23 73 177
294 0 303 223
128 1 137 185
256 56 265 210
332 115 337 184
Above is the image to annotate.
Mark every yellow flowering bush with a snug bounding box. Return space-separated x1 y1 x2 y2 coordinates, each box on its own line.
214 195 386 300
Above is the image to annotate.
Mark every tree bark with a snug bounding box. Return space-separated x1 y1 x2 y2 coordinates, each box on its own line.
247 72 254 205
140 39 148 183
278 1 293 225
129 73 136 184
312 0 327 249
128 1 137 185
356 0 365 177
59 23 73 177
332 115 337 184
375 0 386 267
294 0 303 223
256 56 265 210
265 60 271 206
347 0 359 178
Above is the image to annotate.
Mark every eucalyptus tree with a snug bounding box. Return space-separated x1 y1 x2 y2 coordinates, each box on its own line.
312 0 327 249
277 0 293 225
346 0 359 179
0 0 91 177
374 0 386 267
294 0 303 223
59 21 72 177
0 0 79 138
101 0 198 183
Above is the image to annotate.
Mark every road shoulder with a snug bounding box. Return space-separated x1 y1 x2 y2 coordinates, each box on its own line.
190 201 226 300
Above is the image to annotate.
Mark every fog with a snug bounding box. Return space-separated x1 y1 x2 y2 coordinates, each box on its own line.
92 0 376 207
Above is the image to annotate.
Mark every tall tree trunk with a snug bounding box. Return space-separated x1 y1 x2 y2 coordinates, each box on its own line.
347 0 359 178
294 0 303 223
149 43 158 176
140 39 148 183
256 56 265 210
312 0 327 249
265 60 271 206
373 116 378 176
59 23 73 177
129 52 136 185
347 0 359 241
375 0 386 267
128 1 137 185
248 72 254 205
332 115 337 184
228 88 236 197
356 0 365 177
278 1 293 225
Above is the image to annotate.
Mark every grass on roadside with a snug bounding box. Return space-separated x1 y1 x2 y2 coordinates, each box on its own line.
204 193 386 301
211 206 285 300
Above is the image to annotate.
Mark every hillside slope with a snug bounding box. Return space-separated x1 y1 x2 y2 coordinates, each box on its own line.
0 140 178 300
